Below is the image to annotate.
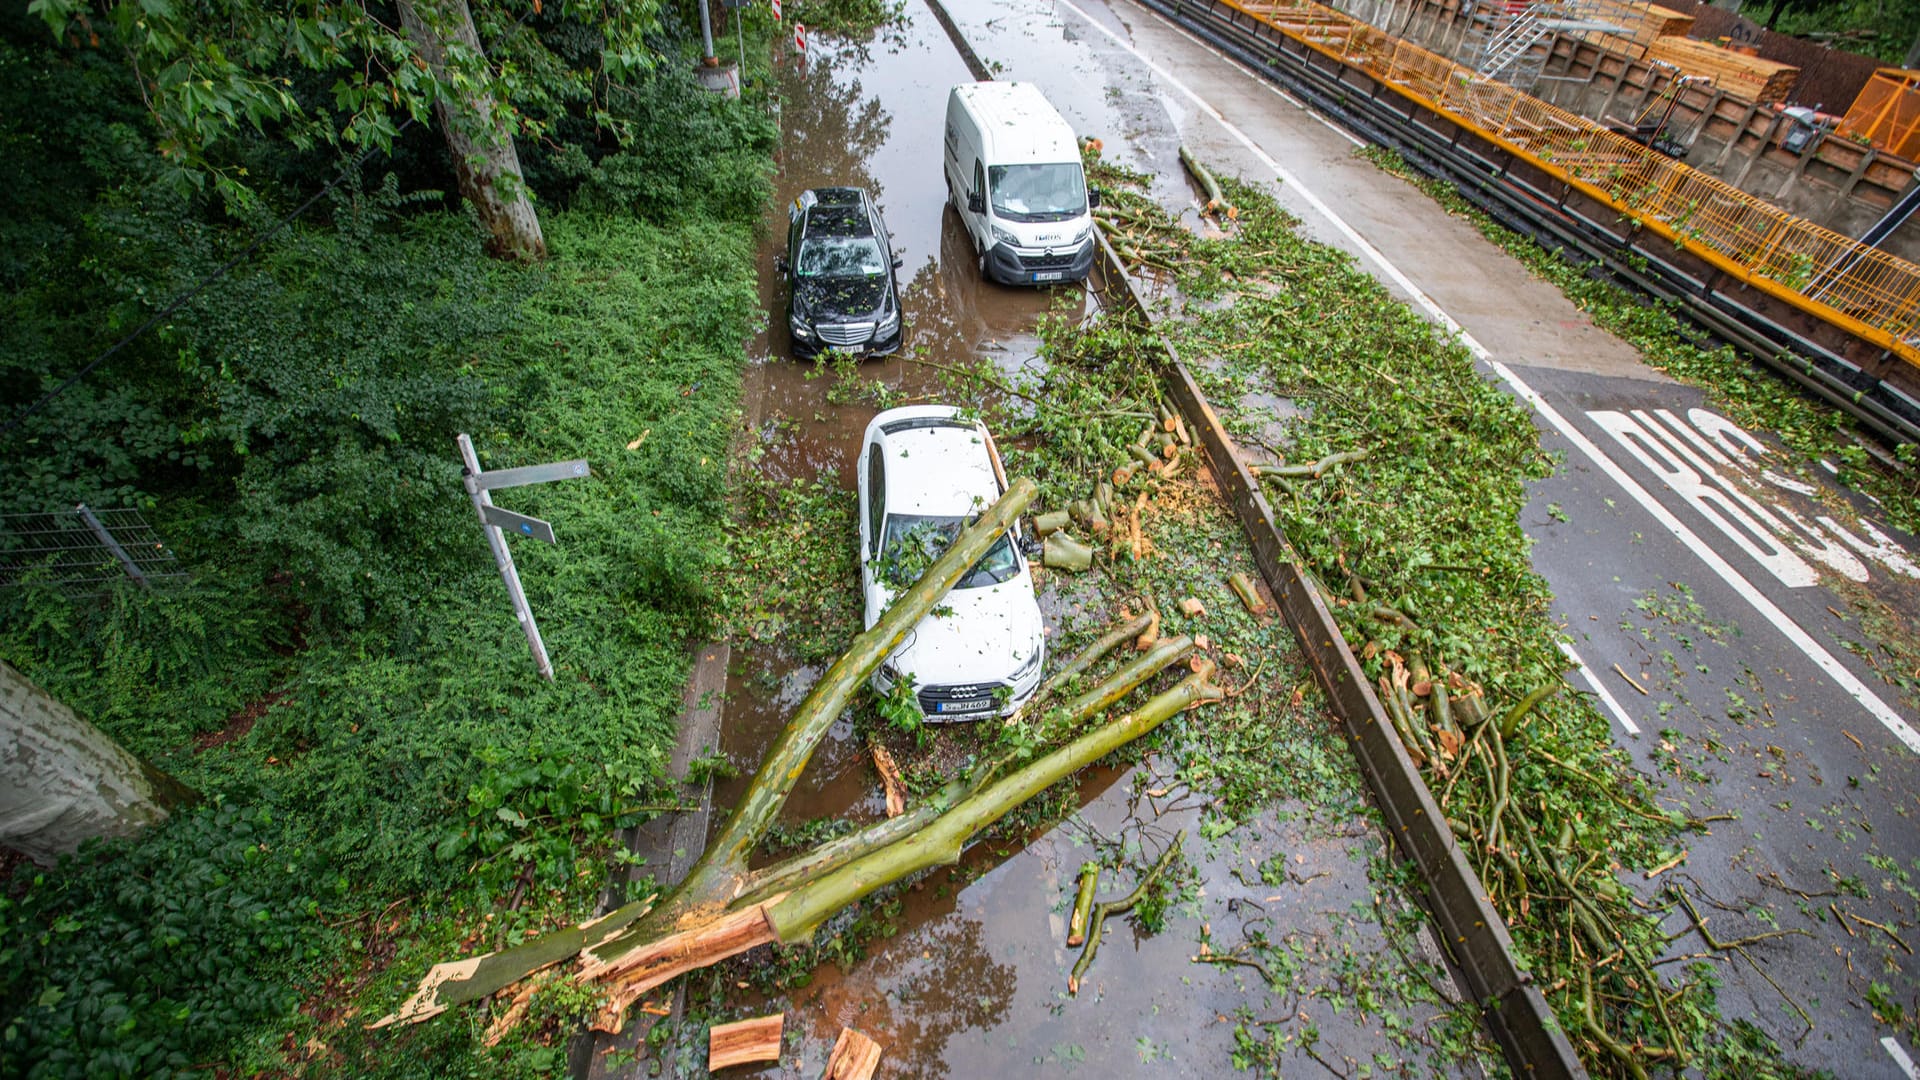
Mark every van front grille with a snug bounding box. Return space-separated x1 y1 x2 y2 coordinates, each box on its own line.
1018 251 1077 270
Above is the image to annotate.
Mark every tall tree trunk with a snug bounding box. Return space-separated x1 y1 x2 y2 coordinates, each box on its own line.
0 661 195 865
398 0 547 262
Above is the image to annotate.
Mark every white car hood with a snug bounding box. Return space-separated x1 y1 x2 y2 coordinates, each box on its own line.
881 575 1044 688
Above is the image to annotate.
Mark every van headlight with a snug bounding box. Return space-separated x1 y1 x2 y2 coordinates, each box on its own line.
990 224 1019 248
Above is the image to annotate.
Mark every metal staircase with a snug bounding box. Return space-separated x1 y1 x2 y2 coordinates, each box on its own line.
1460 0 1632 92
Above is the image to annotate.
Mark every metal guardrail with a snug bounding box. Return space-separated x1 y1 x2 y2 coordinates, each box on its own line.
1087 240 1588 1079
1219 0 1920 363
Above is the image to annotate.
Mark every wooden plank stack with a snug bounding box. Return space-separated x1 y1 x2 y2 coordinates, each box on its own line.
1586 3 1694 52
1645 36 1799 103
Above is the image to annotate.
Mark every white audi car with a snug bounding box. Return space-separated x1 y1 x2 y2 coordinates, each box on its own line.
857 405 1046 719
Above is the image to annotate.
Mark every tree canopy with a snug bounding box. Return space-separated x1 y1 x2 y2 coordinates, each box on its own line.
27 0 666 201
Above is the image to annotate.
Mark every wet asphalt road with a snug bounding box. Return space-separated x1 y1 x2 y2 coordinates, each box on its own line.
939 0 1920 1072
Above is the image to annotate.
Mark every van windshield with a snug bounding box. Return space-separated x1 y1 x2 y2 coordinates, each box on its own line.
797 236 886 277
988 163 1087 222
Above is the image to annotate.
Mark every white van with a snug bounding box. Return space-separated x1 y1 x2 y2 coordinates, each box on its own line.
943 82 1098 286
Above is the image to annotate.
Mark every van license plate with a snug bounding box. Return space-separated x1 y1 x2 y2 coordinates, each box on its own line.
937 698 993 714
1032 271 1063 282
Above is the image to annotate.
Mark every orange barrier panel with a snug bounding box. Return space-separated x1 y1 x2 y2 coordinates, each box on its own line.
1214 0 1920 363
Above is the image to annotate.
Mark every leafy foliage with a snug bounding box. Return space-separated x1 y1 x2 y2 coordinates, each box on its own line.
0 803 344 1080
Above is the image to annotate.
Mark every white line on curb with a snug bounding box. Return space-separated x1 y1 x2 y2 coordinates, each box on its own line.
1886 1037 1918 1079
1559 642 1640 736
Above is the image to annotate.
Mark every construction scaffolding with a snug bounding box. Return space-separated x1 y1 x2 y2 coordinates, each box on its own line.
1222 0 1920 361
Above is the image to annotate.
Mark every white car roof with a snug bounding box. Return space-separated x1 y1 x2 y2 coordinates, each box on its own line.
867 406 999 518
951 82 1079 166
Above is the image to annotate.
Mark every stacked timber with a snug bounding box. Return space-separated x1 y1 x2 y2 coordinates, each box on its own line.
1585 3 1693 52
1644 36 1798 103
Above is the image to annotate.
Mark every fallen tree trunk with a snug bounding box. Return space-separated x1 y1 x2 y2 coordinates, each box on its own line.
648 479 1037 926
373 480 1228 1040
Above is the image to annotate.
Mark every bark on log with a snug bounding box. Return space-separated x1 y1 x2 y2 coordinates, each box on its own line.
0 660 194 866
1043 532 1094 572
822 1027 884 1079
371 898 654 1028
1067 862 1101 946
1047 613 1154 688
1034 509 1072 536
663 480 1036 920
585 901 783 1032
710 1014 784 1070
1227 571 1267 615
396 0 546 262
764 662 1224 942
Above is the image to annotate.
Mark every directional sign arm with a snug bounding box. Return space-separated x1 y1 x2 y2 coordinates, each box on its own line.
470 459 591 491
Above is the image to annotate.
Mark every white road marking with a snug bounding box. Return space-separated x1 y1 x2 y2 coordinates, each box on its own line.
1125 0 1367 147
1886 1036 1918 1080
1559 642 1640 735
1056 0 1920 754
1056 0 1488 358
1499 364 1920 755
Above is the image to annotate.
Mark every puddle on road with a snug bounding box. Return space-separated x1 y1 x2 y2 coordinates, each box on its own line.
664 4 1492 1077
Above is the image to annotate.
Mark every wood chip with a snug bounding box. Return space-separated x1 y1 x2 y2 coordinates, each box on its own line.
709 1014 784 1071
872 745 906 819
1178 596 1206 617
1644 849 1688 879
821 1027 883 1080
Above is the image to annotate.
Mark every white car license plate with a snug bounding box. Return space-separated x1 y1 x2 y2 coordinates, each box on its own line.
937 698 993 714
1032 271 1063 282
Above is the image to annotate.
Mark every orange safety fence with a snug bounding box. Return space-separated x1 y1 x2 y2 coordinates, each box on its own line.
1212 0 1920 363
1840 69 1920 162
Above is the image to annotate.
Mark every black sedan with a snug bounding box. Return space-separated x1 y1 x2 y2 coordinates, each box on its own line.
777 187 904 359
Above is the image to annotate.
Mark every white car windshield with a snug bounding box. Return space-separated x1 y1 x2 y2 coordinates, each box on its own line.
989 163 1087 222
878 515 1018 589
797 236 886 277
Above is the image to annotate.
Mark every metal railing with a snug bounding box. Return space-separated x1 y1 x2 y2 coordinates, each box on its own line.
0 505 188 596
1215 0 1920 363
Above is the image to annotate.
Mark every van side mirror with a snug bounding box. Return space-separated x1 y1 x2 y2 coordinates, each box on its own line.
1088 188 1102 209
893 254 904 269
967 191 984 214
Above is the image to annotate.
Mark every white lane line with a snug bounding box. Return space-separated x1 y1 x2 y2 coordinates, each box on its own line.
1499 362 1920 754
1056 0 1918 755
1055 0 1489 359
1887 1037 1918 1080
1127 0 1367 148
1559 642 1640 736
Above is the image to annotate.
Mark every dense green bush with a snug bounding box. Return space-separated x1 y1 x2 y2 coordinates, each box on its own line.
0 803 343 1080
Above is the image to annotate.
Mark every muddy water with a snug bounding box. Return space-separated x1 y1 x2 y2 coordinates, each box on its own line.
685 4 1486 1077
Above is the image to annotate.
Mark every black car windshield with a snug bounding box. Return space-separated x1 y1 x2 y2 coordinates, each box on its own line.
878 515 1018 590
797 236 886 277
989 163 1087 222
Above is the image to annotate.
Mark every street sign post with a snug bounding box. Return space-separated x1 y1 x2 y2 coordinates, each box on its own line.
457 434 588 681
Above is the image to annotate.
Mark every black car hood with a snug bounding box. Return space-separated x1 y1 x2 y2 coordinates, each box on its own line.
794 273 889 320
